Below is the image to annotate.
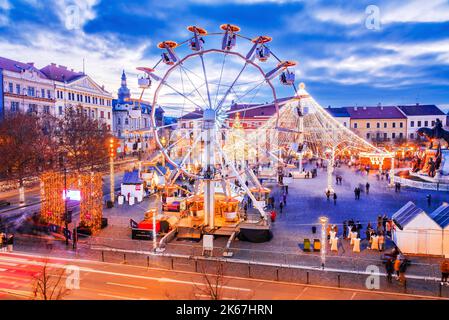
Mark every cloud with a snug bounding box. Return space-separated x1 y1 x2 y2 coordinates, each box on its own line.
53 0 99 30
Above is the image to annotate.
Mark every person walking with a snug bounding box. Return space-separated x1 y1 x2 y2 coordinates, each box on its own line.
441 259 449 286
399 259 408 285
333 192 337 205
394 257 402 280
279 201 284 214
343 220 348 239
427 194 432 207
365 182 370 194
378 233 385 252
386 258 394 283
354 187 358 200
282 193 287 206
326 190 331 201
7 234 13 253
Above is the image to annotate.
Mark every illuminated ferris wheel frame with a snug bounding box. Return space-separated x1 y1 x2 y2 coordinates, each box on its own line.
138 24 298 181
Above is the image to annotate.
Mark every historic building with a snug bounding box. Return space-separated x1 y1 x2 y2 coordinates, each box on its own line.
112 71 164 154
347 106 408 142
40 63 113 129
0 57 55 116
397 104 446 140
325 106 351 128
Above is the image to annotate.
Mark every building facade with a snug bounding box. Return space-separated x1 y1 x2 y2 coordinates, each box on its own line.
0 57 55 116
40 63 113 129
112 71 164 154
346 106 407 142
397 104 446 140
325 107 351 128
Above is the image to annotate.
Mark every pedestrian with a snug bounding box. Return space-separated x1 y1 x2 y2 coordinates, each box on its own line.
399 259 408 285
7 234 13 253
441 259 449 286
365 223 372 241
0 232 3 252
326 190 331 201
279 201 284 214
427 194 432 207
343 220 348 238
356 221 362 238
282 193 287 206
333 192 337 205
365 182 370 194
354 187 358 200
378 233 385 251
386 258 394 283
394 257 401 280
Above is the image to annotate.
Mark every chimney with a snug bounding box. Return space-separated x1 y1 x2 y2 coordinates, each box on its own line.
363 106 367 110
27 62 34 67
51 63 56 66
58 65 67 69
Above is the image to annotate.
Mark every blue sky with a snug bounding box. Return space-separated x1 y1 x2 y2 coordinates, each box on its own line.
1 0 449 112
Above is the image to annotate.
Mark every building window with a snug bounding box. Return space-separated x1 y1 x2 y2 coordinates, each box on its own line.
432 121 435 126
353 123 358 129
343 122 347 127
366 133 370 139
8 82 13 93
11 101 19 112
27 87 35 97
59 106 63 115
366 123 370 129
117 118 121 125
410 133 414 139
28 104 37 113
47 90 51 99
377 122 380 128
400 122 403 128
392 132 396 139
384 133 387 139
424 121 428 127
16 84 20 95
392 122 396 128
410 121 414 127
376 132 380 139
125 118 129 125
418 121 421 127
100 111 105 118
399 132 403 138
384 123 387 128
43 106 50 114
41 89 45 98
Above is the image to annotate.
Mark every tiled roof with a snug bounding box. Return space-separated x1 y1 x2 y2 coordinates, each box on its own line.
392 201 426 230
0 56 47 78
429 203 449 229
40 63 85 82
397 104 445 116
346 106 406 119
229 103 277 119
325 107 350 118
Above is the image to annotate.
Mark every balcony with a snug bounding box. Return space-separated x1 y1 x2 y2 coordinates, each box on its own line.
4 91 55 103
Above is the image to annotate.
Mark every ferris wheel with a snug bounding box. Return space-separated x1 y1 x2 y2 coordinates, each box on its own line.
137 24 298 221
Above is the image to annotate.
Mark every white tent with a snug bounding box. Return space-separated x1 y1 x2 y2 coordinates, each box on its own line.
429 202 449 258
392 201 449 257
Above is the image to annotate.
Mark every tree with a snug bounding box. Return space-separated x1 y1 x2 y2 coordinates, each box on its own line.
55 105 111 173
31 260 71 300
0 112 54 203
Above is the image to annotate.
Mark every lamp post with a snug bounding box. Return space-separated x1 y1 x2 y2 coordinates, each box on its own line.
109 138 116 204
319 216 328 269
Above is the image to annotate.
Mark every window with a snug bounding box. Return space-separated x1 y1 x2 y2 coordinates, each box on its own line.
59 106 63 115
41 89 45 98
424 121 428 127
399 133 403 138
353 122 358 129
47 90 51 99
125 118 129 125
28 104 37 113
392 132 396 139
108 112 111 119
28 87 35 97
410 121 414 127
400 122 403 128
343 122 347 127
117 118 121 125
366 122 370 129
384 122 387 128
384 133 387 139
16 84 20 95
392 122 396 128
410 133 414 139
8 82 13 93
376 132 380 139
91 110 95 118
418 121 422 127
377 122 380 128
100 111 105 118
432 121 435 126
11 101 19 112
366 133 370 139
43 106 50 114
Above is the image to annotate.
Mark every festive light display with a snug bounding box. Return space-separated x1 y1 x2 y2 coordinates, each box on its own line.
80 173 103 233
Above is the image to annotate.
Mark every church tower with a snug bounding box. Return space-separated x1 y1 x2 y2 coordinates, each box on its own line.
117 70 131 104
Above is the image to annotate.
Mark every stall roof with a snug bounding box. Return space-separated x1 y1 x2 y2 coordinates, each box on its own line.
429 203 449 229
123 170 143 184
392 201 426 230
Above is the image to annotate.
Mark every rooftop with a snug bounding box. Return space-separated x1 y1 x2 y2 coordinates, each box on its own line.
397 104 445 116
325 107 350 118
429 203 449 229
40 63 85 82
392 201 426 230
0 56 47 78
346 106 406 119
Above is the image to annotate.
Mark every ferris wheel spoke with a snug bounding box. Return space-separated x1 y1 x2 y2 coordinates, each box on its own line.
214 62 248 113
160 78 204 111
199 53 213 109
214 53 227 108
179 65 209 109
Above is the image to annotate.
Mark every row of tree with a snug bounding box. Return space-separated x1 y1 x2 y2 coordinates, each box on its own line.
0 105 112 203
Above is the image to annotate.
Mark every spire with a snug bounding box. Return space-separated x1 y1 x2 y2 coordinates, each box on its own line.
121 70 126 81
118 70 130 104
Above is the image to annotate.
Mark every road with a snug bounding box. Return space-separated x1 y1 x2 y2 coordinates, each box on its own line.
0 252 445 300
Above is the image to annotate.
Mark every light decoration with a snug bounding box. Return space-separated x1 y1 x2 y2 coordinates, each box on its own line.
79 173 103 234
109 138 116 203
223 112 246 165
319 216 328 269
40 171 103 233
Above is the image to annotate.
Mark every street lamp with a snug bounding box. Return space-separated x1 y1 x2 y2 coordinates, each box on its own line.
109 138 116 204
319 216 328 269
